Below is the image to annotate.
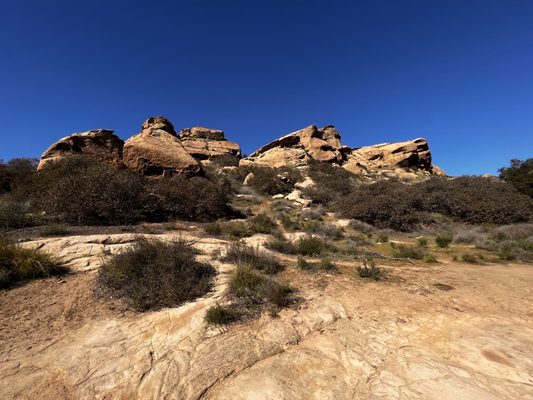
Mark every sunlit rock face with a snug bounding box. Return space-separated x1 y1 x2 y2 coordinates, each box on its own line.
241 125 444 179
122 116 202 177
38 129 124 170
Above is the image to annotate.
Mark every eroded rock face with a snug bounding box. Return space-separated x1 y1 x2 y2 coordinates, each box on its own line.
178 126 241 165
241 125 343 167
37 129 124 170
123 116 202 176
242 126 445 179
343 138 444 178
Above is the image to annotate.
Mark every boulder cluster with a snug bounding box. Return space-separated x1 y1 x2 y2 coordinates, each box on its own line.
241 124 444 179
38 116 445 179
38 116 241 176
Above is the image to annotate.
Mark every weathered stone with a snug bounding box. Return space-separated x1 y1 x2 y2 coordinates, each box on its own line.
242 126 444 178
122 116 202 176
178 127 241 164
242 125 343 167
243 172 255 186
38 129 124 170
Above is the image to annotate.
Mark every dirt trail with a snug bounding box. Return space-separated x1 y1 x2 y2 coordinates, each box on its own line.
1 233 532 399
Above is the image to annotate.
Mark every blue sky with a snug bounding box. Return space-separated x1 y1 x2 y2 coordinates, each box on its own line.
1 0 532 175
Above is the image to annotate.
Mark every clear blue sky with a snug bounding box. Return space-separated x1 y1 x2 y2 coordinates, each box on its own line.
1 0 532 175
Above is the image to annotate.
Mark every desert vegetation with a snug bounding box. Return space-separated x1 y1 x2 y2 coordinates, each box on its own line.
0 236 67 288
205 242 294 324
97 237 216 311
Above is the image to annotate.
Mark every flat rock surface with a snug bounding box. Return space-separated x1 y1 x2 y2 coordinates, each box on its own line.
1 232 531 399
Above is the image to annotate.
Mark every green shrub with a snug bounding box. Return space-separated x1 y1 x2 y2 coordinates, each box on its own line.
435 235 453 248
223 242 283 274
356 259 384 281
228 265 267 299
318 257 337 271
248 213 278 234
262 281 293 307
499 158 533 197
0 199 34 230
391 244 425 259
417 237 428 247
147 175 234 222
303 161 357 205
228 265 293 308
304 222 344 240
18 155 147 225
265 234 297 254
334 176 532 231
205 304 240 325
461 253 479 264
205 220 251 239
296 235 329 256
497 241 518 261
377 234 389 243
297 256 313 270
235 166 302 195
296 256 337 272
0 158 38 193
423 254 438 263
0 237 67 288
205 221 223 235
97 237 216 311
41 224 72 237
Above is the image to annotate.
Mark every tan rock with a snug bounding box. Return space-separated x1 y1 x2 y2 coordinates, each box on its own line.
123 116 202 176
178 126 241 164
37 129 124 170
342 138 443 178
242 125 343 167
243 172 255 186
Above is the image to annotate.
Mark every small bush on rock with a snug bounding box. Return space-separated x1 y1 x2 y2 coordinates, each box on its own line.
97 237 216 311
248 213 278 234
205 304 240 325
0 237 67 288
223 242 283 274
265 234 297 254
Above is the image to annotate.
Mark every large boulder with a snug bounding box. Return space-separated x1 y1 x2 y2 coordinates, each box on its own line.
342 138 445 178
241 125 343 167
38 129 124 170
122 116 202 176
178 126 241 165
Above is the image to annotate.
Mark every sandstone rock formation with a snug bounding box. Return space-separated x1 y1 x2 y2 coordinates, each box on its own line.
38 117 445 180
241 125 445 179
178 126 241 165
37 129 124 170
122 116 202 176
241 125 343 167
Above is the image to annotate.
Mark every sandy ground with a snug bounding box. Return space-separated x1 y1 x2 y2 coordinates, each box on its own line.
0 232 532 399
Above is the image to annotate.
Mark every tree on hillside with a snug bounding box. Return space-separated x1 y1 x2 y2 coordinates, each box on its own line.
499 159 533 198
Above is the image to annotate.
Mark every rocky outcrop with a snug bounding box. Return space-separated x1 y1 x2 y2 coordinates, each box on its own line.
122 116 202 176
241 125 444 179
37 129 124 170
343 138 445 179
241 125 343 167
38 118 445 179
178 126 241 165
